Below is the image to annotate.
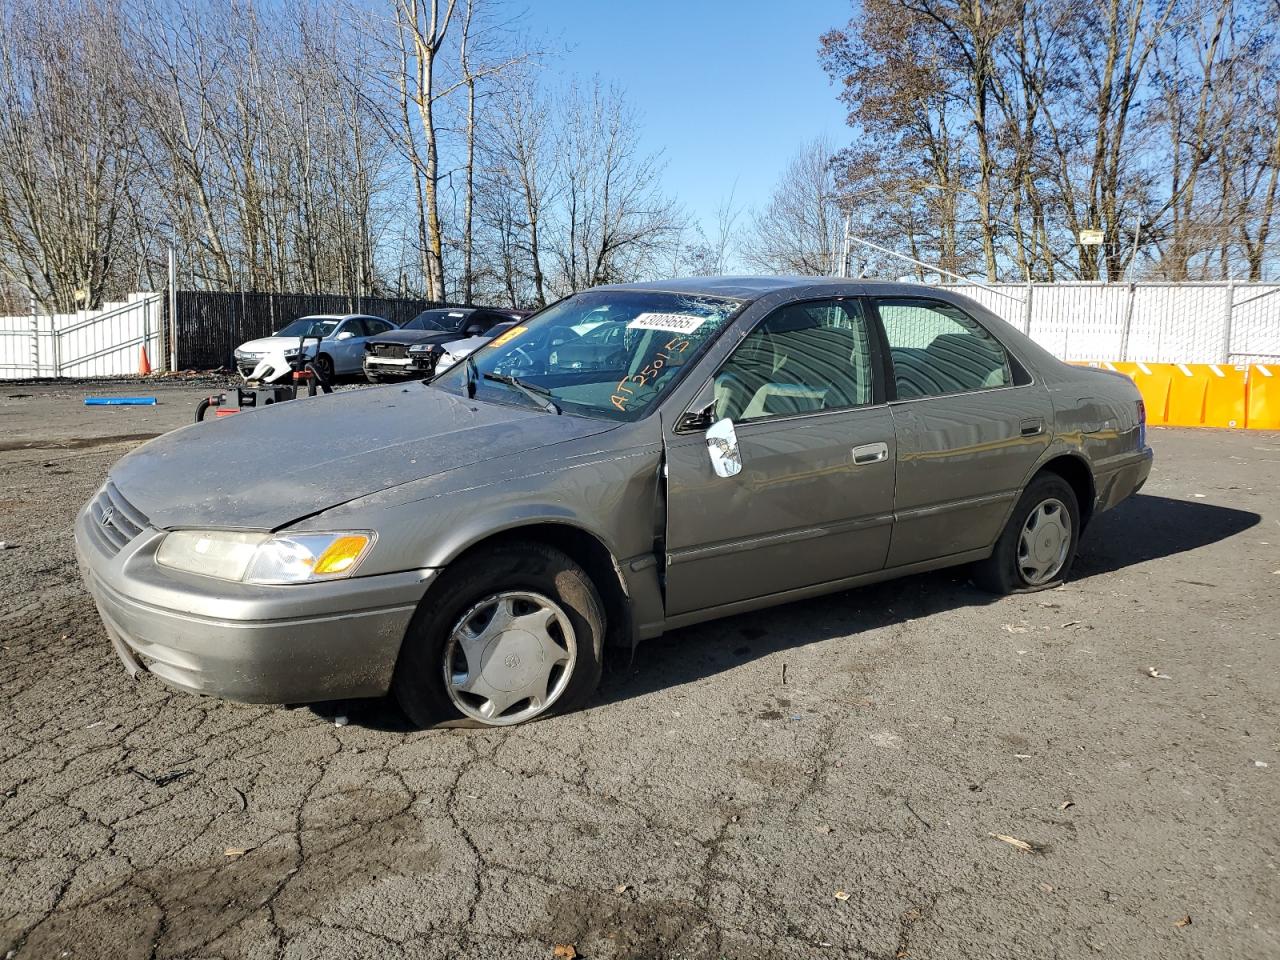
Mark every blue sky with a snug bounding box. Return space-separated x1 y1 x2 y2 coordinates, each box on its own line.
526 0 853 235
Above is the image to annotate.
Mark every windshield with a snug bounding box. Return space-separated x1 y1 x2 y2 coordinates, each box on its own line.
275 317 340 338
432 289 742 421
405 309 471 333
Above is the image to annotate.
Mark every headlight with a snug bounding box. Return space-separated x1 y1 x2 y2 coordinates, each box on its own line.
156 530 374 584
408 344 432 354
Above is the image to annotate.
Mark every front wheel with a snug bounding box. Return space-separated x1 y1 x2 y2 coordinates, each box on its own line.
972 473 1080 594
313 353 335 384
392 542 605 727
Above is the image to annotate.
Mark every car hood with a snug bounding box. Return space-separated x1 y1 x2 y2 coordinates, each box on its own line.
237 336 331 355
368 330 458 347
442 335 488 353
109 384 617 530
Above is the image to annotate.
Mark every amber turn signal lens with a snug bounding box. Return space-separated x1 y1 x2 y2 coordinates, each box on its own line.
312 535 372 575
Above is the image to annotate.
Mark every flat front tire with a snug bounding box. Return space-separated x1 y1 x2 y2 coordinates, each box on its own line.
392 541 605 728
973 472 1081 594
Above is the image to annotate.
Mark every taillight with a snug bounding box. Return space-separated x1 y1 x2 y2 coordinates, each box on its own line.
1136 398 1147 447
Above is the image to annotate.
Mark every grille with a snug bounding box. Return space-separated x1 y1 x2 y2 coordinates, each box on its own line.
84 482 149 558
369 343 409 359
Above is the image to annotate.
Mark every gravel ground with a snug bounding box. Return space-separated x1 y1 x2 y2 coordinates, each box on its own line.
1 381 1277 960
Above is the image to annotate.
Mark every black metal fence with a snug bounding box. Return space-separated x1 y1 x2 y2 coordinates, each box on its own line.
171 291 450 369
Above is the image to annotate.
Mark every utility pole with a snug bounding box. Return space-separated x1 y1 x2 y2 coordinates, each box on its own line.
167 246 178 372
1129 215 1141 277
841 211 851 278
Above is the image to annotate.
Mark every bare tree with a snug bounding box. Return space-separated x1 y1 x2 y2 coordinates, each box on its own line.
392 0 458 300
0 0 142 310
740 139 844 276
549 80 684 293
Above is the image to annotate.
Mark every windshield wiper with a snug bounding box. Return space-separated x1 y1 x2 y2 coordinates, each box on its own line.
482 371 562 414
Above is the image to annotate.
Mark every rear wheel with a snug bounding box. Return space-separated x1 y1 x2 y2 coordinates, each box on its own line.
392 541 605 727
973 472 1080 594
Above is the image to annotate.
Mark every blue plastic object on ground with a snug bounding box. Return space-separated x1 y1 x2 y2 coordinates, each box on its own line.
83 397 157 406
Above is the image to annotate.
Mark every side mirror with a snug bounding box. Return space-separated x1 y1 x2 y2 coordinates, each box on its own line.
336 331 354 340
675 401 714 434
705 417 742 478
466 325 484 336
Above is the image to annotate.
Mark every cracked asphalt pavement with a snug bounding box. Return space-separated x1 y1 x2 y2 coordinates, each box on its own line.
1 382 1277 959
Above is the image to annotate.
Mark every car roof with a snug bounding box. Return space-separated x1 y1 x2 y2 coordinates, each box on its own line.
295 313 386 321
593 275 936 300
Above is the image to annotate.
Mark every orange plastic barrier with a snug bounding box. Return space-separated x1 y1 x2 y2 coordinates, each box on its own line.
1129 362 1174 425
1070 361 1274 430
1202 365 1249 429
1248 364 1280 430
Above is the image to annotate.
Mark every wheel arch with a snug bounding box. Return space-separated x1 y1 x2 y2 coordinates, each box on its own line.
425 518 636 651
1036 453 1096 529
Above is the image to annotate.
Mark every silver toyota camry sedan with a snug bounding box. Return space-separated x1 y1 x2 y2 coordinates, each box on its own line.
75 277 1152 727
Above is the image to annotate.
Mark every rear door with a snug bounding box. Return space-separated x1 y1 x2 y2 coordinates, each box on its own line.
663 297 897 617
871 296 1053 567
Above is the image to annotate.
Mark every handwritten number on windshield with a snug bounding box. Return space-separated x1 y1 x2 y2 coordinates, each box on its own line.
611 337 691 412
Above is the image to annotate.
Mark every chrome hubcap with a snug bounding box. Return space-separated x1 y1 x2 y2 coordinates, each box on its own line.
1017 498 1071 585
443 591 576 725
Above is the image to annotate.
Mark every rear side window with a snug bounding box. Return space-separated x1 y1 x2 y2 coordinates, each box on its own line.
715 299 876 422
875 298 1013 399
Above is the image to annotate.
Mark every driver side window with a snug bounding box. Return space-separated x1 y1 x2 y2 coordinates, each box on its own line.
714 299 875 422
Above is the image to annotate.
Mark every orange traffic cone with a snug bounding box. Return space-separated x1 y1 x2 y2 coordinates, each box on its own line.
138 345 152 376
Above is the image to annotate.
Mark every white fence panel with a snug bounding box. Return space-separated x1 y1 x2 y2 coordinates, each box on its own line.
0 293 165 380
1229 287 1280 363
1127 284 1227 363
937 281 1280 364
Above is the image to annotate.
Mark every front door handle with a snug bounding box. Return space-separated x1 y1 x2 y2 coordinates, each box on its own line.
1020 417 1045 437
852 441 889 465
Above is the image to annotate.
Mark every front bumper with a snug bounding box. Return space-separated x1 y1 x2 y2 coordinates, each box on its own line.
75 496 435 704
364 353 436 377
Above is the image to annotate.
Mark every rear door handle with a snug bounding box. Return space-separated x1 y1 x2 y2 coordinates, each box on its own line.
1020 417 1045 437
852 442 889 465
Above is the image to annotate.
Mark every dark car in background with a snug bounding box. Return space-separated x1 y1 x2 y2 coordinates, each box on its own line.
363 306 527 382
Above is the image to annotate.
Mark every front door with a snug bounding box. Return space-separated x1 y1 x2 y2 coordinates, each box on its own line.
663 298 896 617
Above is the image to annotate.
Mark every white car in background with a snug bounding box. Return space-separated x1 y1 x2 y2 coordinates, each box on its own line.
434 321 520 372
234 314 396 383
